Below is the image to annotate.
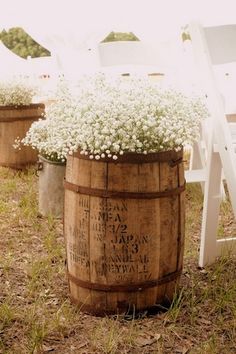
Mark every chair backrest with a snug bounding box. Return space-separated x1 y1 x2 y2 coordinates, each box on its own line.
204 25 236 65
98 41 161 67
189 22 236 216
189 23 236 90
97 39 182 82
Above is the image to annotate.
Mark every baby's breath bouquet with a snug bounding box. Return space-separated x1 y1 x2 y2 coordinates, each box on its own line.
76 74 208 160
19 74 208 162
0 78 38 106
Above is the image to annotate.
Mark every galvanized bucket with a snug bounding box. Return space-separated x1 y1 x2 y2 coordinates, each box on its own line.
37 155 66 218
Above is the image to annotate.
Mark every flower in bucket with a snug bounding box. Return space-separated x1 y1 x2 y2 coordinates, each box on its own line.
74 74 208 160
0 77 38 106
18 74 208 162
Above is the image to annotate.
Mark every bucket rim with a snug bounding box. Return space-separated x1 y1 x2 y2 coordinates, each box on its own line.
39 155 66 166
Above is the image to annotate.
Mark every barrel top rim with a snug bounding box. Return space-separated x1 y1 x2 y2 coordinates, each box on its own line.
0 102 45 110
72 148 183 163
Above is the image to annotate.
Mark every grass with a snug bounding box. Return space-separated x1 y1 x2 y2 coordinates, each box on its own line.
0 166 236 353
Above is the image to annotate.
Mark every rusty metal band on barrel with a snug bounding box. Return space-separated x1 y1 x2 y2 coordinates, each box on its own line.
0 103 45 110
67 269 182 292
0 161 37 169
64 179 186 199
0 116 43 122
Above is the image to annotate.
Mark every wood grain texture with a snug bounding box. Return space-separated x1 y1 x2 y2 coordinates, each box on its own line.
0 104 45 169
64 150 185 315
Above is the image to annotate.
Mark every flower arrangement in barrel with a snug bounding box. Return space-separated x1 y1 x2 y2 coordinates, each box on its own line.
0 77 38 106
17 73 208 161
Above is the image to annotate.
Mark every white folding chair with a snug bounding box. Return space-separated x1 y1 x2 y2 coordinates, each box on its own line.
189 22 236 267
98 39 183 84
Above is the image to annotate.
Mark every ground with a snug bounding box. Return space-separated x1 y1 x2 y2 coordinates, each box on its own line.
0 166 236 354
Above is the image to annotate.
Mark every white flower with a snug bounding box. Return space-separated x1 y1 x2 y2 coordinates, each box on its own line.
0 78 38 106
75 75 208 159
16 74 208 162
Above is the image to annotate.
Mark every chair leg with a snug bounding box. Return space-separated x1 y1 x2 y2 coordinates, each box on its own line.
190 141 206 192
199 149 222 267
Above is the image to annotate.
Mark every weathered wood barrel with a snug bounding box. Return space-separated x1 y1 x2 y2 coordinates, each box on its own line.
64 149 185 315
0 103 45 169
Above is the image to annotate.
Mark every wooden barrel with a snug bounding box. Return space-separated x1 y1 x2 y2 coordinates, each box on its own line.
64 149 185 315
0 103 45 169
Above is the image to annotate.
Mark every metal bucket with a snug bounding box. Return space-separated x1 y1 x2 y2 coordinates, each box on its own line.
37 155 66 218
